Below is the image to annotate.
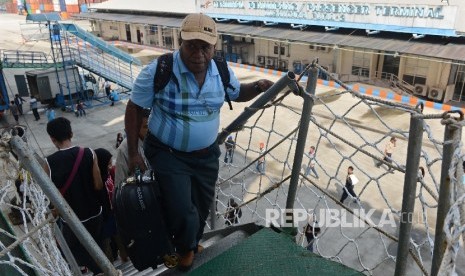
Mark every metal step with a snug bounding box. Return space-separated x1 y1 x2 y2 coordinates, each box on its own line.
110 223 262 275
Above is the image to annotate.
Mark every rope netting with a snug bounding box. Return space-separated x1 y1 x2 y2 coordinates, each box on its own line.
0 68 463 275
215 68 465 275
0 129 71 275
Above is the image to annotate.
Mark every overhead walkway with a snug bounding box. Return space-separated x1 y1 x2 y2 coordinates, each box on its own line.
1 21 141 95
55 22 142 91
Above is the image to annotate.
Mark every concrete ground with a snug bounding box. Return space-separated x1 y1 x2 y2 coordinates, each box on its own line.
1 13 464 276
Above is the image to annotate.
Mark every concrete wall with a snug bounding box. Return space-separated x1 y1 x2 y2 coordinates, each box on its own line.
3 69 29 98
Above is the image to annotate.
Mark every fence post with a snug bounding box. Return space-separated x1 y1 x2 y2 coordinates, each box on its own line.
209 193 216 230
431 116 462 276
53 223 81 276
394 112 424 276
284 64 318 233
10 136 119 276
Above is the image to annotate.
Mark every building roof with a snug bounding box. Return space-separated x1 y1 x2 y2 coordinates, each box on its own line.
74 12 465 63
88 0 196 15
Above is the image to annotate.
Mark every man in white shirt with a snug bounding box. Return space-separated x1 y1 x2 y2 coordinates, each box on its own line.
340 166 359 204
376 136 397 173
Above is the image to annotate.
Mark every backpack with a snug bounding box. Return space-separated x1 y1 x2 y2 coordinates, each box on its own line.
153 53 234 110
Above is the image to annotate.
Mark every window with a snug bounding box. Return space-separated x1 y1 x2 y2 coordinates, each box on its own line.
351 51 371 77
109 25 118 31
273 45 285 55
403 57 429 85
148 25 157 35
451 62 465 101
402 75 426 85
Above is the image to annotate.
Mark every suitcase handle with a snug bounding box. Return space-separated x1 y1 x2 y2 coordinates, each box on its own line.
129 168 155 185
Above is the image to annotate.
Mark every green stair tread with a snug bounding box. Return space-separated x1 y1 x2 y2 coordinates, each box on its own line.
190 228 363 276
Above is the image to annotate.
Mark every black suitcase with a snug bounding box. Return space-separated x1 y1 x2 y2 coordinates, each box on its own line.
113 171 177 271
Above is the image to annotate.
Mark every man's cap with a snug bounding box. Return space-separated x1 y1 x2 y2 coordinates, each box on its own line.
228 136 233 140
180 13 218 45
391 136 397 141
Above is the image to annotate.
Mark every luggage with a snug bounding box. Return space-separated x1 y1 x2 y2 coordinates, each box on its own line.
113 171 177 270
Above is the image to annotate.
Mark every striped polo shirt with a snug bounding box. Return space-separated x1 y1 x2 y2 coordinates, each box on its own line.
131 51 240 152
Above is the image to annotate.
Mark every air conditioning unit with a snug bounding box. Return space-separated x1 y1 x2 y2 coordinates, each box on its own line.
258 56 265 64
413 84 428 96
428 87 444 101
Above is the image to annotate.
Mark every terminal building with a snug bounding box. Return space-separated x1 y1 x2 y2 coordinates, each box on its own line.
75 0 465 105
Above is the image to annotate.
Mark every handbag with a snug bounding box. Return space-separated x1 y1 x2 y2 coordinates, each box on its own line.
59 147 85 195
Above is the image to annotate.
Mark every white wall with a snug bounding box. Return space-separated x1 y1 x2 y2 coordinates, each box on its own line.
3 69 28 98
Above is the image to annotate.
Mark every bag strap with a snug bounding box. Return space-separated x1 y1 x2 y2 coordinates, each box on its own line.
60 147 85 195
153 53 178 93
153 53 233 110
213 56 234 110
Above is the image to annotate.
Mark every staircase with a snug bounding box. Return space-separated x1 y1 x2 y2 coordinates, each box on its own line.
1 22 142 102
107 223 362 276
58 22 141 90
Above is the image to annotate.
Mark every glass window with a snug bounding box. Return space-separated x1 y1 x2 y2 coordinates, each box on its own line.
403 57 428 85
352 51 370 77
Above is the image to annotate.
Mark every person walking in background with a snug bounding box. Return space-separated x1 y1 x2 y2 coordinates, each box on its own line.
340 166 359 204
305 146 319 179
104 80 111 97
14 94 26 115
109 89 119 106
224 198 242 226
124 13 274 271
224 136 235 163
115 133 124 149
94 148 128 263
46 107 55 122
43 117 103 275
256 142 266 174
304 221 321 252
29 96 40 121
76 100 86 117
9 101 19 125
376 136 397 173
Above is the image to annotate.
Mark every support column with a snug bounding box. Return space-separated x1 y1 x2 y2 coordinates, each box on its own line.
431 116 462 276
284 64 318 235
394 111 424 276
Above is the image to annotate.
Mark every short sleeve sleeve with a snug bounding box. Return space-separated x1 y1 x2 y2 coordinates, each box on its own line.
130 60 158 108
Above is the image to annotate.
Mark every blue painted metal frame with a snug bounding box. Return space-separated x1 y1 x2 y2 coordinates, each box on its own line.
0 69 10 114
59 23 142 66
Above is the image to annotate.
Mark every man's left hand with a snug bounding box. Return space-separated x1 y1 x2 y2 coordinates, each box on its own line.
256 79 274 93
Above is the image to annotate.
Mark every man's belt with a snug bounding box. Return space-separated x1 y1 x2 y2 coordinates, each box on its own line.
147 132 215 157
